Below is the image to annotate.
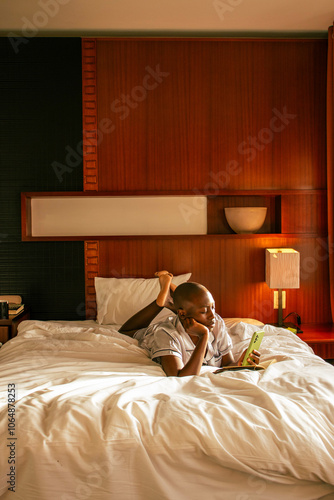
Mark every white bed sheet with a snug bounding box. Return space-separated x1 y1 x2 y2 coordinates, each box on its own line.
0 319 334 500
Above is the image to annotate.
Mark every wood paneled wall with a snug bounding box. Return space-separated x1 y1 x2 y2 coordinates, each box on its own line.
83 38 330 325
85 235 331 324
96 39 327 191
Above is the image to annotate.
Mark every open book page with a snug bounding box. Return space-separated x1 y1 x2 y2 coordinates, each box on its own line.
214 359 277 373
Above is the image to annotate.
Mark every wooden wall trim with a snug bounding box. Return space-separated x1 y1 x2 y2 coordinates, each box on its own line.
82 38 98 191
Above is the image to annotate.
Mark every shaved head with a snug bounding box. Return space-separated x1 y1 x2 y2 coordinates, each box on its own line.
173 282 209 310
173 282 216 331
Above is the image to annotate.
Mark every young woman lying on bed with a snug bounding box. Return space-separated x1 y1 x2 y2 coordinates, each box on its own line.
119 271 261 377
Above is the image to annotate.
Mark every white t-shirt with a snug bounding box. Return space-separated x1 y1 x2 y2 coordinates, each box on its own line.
134 313 232 367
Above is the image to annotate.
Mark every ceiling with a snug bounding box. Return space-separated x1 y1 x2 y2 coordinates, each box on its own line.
0 0 333 36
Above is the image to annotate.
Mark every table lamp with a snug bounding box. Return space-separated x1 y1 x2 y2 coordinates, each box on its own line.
265 248 300 328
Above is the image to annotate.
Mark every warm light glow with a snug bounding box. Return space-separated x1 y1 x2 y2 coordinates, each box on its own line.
265 248 300 289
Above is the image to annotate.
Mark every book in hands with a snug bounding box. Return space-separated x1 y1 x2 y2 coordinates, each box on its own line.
214 359 277 373
214 330 276 373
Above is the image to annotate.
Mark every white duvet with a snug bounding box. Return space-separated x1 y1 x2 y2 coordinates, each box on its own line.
0 319 334 500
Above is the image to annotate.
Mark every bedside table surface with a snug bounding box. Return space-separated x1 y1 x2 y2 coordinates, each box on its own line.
0 307 30 325
0 308 30 343
297 324 334 360
298 324 334 343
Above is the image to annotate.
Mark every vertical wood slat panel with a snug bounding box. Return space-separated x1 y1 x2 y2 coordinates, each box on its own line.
83 39 329 325
96 39 327 192
85 240 99 319
82 39 98 191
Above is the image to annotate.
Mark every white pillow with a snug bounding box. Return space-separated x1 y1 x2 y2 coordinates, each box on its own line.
223 318 264 328
95 273 192 325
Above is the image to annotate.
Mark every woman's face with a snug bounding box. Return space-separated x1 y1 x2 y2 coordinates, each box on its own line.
181 289 216 331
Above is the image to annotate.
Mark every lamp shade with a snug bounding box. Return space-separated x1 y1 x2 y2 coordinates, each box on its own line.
265 248 300 289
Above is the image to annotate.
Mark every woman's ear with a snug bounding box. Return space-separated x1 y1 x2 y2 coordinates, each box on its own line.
178 308 187 319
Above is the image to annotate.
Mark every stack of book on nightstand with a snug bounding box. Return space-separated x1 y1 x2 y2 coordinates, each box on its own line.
8 303 24 315
0 295 24 316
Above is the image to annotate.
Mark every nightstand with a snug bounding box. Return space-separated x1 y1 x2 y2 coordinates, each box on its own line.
0 307 30 344
297 324 334 360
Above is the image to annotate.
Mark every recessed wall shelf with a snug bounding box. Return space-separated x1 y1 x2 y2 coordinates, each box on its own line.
207 194 280 234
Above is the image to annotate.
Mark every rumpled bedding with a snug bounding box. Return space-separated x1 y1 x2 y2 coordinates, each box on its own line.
0 319 333 500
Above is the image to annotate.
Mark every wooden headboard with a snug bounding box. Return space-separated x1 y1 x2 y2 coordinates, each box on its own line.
82 37 331 325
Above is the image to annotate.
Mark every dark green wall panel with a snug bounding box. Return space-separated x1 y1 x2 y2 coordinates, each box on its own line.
0 37 85 320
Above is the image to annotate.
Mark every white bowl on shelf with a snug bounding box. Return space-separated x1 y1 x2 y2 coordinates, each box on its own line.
224 207 267 234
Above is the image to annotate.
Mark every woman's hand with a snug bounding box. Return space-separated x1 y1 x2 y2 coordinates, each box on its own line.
238 349 261 366
182 317 209 338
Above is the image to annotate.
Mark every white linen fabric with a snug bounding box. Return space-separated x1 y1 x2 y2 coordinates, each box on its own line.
134 313 232 366
95 273 191 325
0 319 334 500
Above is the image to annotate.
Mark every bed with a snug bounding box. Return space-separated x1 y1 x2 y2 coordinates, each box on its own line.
1 276 334 500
